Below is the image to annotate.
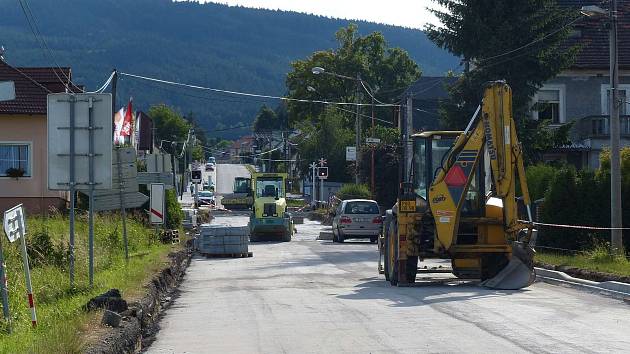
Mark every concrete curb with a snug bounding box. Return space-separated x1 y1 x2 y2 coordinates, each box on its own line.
535 267 630 300
317 231 333 240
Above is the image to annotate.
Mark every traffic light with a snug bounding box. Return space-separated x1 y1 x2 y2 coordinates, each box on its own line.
191 170 202 182
317 167 328 179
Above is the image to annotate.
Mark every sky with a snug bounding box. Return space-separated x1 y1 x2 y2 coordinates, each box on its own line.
185 0 443 29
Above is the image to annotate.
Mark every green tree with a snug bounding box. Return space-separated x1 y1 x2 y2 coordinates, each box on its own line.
286 24 421 128
425 0 580 162
296 109 354 182
253 105 282 132
149 104 191 154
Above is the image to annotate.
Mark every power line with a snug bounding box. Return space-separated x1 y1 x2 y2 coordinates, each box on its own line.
118 71 399 107
3 60 52 93
16 0 82 92
478 16 582 64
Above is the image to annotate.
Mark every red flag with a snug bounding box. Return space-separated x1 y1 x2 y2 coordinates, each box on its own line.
121 98 133 137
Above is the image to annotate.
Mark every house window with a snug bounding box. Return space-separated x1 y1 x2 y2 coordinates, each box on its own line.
591 117 607 135
533 85 565 124
537 89 561 124
0 143 31 177
622 117 630 135
601 85 630 116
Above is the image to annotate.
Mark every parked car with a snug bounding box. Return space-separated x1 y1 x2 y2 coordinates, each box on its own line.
331 199 381 243
182 208 198 230
197 190 215 206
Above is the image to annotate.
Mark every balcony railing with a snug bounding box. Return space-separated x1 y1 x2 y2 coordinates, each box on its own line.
572 115 630 140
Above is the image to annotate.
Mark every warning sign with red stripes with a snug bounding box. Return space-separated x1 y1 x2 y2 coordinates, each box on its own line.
150 183 165 225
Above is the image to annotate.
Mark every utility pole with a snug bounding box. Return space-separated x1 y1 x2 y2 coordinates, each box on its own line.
111 70 117 124
404 96 413 183
609 0 623 254
310 162 317 208
371 94 376 196
354 74 361 184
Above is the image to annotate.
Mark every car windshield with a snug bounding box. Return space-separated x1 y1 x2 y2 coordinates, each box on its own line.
344 201 379 214
256 177 283 198
198 191 213 198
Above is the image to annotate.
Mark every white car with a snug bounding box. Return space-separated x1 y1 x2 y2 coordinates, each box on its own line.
331 199 382 243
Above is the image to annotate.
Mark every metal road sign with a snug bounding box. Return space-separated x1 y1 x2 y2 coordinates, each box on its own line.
3 204 25 243
47 93 113 190
366 137 381 144
150 183 165 225
146 154 172 173
0 81 15 102
346 146 357 161
137 172 174 188
112 147 137 164
92 192 149 212
89 148 142 211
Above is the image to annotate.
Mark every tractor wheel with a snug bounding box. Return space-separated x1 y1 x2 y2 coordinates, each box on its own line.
405 256 418 283
386 219 399 286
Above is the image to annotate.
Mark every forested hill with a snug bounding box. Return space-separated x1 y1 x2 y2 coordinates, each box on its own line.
0 0 458 138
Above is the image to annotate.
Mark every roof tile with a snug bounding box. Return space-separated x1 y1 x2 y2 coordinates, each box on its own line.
0 61 80 115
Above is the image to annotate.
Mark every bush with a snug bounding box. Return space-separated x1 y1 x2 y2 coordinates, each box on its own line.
540 167 611 251
526 164 557 200
336 183 371 201
165 189 183 229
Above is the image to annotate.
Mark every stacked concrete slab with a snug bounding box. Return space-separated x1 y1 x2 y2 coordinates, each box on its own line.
197 225 249 255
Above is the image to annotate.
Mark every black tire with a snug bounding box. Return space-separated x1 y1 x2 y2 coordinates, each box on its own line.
382 212 392 281
370 237 377 244
383 230 390 282
405 256 418 283
387 220 399 286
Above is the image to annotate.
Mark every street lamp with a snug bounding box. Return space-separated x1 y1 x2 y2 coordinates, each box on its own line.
581 2 623 254
311 66 325 75
311 66 363 184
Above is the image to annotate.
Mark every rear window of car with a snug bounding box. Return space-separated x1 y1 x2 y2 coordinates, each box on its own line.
344 201 379 214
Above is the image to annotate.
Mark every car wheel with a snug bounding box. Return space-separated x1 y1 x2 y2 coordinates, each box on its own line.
370 236 377 243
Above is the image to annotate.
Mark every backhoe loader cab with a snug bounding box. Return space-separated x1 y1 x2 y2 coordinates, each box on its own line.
380 82 536 290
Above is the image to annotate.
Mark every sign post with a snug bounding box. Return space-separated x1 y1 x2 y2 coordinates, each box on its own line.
318 158 327 207
48 93 112 287
309 162 317 207
3 205 37 328
0 232 10 330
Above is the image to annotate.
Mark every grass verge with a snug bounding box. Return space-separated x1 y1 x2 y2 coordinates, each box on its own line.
0 212 176 353
536 247 630 277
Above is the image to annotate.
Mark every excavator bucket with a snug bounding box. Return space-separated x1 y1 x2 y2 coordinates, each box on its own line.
481 242 536 290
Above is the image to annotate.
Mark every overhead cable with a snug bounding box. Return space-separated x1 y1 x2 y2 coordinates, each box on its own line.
17 0 83 92
478 16 582 63
118 71 399 107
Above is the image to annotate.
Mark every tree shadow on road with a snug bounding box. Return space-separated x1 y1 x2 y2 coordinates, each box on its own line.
337 277 526 307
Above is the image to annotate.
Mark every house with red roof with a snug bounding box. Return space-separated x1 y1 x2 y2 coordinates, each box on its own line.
536 0 630 168
0 59 79 213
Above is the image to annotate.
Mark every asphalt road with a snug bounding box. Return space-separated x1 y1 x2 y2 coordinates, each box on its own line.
147 215 630 354
216 163 250 194
215 163 251 207
179 166 216 208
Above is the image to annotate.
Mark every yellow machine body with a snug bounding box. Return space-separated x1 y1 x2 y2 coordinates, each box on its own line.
380 82 535 289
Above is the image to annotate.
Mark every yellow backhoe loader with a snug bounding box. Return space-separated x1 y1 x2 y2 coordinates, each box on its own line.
379 81 536 290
